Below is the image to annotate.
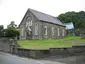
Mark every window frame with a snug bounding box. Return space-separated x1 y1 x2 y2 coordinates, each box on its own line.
58 28 60 36
26 21 29 27
21 28 24 36
26 16 32 27
44 26 47 35
52 27 54 35
62 29 65 36
30 20 32 26
35 23 38 35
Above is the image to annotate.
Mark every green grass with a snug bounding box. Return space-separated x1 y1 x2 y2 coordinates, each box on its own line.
18 36 85 50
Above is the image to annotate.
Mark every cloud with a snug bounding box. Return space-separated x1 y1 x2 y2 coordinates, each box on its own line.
0 0 85 28
0 0 3 5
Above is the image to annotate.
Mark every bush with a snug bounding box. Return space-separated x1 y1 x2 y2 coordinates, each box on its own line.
5 27 20 39
81 34 85 39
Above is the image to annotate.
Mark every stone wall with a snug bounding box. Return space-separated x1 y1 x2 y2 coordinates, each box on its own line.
0 38 18 53
0 38 11 52
15 46 85 58
16 48 50 58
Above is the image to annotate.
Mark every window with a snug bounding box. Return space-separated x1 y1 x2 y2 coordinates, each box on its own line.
21 28 24 36
44 26 47 35
30 20 32 26
62 29 64 36
35 24 38 35
58 28 60 36
26 16 32 27
26 16 31 21
52 27 54 35
26 21 29 27
26 20 32 27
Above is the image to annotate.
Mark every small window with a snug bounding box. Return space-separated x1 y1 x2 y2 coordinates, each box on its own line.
58 28 60 36
52 27 54 35
44 26 47 35
35 24 38 35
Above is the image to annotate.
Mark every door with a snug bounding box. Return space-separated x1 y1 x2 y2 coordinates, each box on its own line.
26 31 32 39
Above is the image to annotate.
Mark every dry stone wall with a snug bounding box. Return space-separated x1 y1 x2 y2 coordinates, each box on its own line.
16 46 85 58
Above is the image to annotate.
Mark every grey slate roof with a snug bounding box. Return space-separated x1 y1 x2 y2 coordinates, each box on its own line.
29 8 65 26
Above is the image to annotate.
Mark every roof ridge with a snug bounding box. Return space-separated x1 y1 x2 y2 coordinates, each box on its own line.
28 8 61 21
28 8 65 26
28 8 55 17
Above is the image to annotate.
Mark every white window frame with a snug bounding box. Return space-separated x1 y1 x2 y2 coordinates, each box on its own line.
58 28 60 36
21 28 24 36
35 24 38 35
28 22 30 26
62 29 65 36
26 20 32 27
26 21 29 27
44 26 47 35
30 20 32 26
52 27 54 35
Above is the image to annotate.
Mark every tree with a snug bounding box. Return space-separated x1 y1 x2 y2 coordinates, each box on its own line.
6 21 20 39
6 27 19 39
58 11 85 29
7 21 17 28
0 25 4 37
58 11 85 36
0 25 4 30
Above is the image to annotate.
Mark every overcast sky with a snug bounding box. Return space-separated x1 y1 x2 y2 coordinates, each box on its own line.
0 0 85 28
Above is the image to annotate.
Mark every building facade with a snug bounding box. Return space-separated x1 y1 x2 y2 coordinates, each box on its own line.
19 8 66 40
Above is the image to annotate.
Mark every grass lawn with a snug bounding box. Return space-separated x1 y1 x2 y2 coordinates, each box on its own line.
18 36 85 50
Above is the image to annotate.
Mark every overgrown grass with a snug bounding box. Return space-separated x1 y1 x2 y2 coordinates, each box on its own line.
18 36 85 50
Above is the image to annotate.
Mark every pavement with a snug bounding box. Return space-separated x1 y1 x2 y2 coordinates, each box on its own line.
39 55 85 64
0 52 85 64
0 52 65 64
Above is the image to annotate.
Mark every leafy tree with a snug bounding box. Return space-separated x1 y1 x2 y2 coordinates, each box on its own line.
0 25 4 30
58 11 85 36
0 25 4 37
58 11 85 29
6 21 19 39
7 21 17 28
6 27 19 39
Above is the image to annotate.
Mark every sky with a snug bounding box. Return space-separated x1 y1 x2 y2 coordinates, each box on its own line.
0 0 85 28
65 23 74 29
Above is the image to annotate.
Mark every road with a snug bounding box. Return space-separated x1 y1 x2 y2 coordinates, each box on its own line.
0 52 65 64
40 55 85 64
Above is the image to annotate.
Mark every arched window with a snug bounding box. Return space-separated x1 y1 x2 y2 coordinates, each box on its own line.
62 29 65 36
44 26 47 35
35 23 38 35
52 27 54 35
26 16 32 27
21 28 24 36
58 28 60 36
26 21 29 27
